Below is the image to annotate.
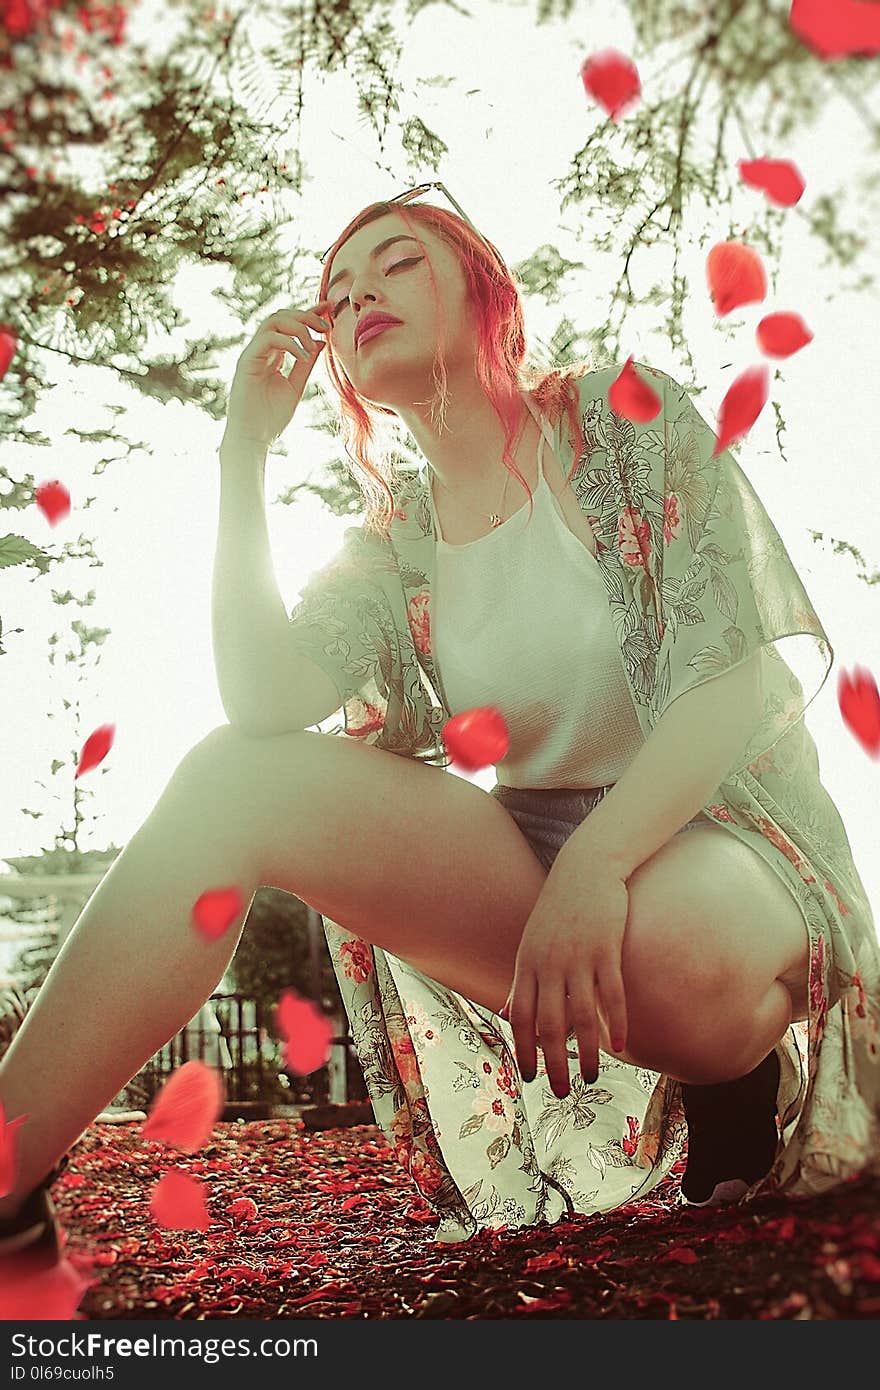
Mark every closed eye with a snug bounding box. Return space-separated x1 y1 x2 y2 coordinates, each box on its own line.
331 257 422 319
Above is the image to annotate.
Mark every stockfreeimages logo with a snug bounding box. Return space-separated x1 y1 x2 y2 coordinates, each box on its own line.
10 1333 317 1365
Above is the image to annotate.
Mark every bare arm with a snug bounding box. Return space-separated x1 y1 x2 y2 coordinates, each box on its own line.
211 434 341 736
562 652 764 880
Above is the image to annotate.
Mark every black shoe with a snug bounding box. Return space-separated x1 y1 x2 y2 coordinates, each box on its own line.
0 1153 70 1272
680 1050 780 1207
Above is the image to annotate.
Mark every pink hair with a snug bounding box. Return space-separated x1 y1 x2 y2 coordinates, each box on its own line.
317 199 596 540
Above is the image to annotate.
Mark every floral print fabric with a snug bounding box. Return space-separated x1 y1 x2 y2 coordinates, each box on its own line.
287 363 880 1242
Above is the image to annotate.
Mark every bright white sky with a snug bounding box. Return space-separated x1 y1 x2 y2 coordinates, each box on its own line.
2 2 879 938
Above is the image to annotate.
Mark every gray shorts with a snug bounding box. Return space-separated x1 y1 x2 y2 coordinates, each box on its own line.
489 782 710 873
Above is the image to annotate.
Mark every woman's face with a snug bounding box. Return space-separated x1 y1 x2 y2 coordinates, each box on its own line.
323 211 476 410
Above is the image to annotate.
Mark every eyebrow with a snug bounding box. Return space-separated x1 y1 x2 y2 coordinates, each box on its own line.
327 235 421 292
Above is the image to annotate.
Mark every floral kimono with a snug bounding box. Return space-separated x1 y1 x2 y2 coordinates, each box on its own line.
287 363 880 1242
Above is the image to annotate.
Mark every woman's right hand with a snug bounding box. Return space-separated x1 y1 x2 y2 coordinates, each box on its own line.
222 301 334 449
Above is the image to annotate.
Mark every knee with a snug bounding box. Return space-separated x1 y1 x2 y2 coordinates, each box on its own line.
176 721 332 802
172 723 300 800
175 721 251 773
622 890 735 1017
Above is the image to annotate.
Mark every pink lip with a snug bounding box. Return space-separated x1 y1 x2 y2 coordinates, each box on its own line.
357 320 400 349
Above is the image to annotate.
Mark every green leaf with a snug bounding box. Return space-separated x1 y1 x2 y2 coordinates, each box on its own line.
0 534 48 569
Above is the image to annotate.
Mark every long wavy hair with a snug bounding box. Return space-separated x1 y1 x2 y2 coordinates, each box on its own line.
317 199 596 540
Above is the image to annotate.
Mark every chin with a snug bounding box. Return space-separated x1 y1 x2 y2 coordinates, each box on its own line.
351 358 437 411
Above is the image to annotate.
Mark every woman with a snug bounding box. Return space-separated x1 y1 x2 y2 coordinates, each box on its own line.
1 195 878 1262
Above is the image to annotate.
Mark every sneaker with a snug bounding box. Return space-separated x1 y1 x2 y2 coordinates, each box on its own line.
0 1153 69 1272
680 1050 780 1207
679 1177 752 1208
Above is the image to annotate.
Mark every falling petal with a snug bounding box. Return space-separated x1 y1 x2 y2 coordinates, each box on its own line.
608 357 662 423
275 988 334 1075
756 311 814 358
73 723 115 780
790 0 880 59
191 885 245 942
707 241 767 317
0 328 18 380
149 1167 211 1231
35 479 71 527
141 1060 225 1153
737 157 805 207
713 365 769 457
0 1252 88 1320
0 1100 28 1199
443 706 509 772
580 49 641 122
838 666 880 757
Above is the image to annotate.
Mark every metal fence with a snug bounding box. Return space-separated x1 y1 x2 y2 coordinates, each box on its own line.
140 992 367 1107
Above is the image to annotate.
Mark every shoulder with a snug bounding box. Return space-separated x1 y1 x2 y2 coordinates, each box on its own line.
571 362 718 435
310 522 384 587
575 360 671 400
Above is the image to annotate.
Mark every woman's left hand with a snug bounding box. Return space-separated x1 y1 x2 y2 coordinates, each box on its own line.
502 843 631 1097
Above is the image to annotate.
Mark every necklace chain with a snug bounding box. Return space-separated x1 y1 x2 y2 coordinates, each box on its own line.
434 467 511 527
432 417 537 527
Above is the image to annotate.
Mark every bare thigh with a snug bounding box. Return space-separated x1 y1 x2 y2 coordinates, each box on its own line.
169 725 549 1014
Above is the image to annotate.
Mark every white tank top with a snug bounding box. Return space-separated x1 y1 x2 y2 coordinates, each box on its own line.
427 421 646 789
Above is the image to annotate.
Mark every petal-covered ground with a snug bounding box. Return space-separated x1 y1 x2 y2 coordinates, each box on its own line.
50 1119 880 1320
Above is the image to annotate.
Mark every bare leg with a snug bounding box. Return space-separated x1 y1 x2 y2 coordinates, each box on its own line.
636 979 792 1086
0 762 258 1219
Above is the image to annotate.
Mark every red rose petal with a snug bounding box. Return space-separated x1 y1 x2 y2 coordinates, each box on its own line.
0 1100 28 1199
838 665 880 757
660 1245 700 1264
707 241 767 317
338 1193 369 1213
290 1280 347 1307
712 364 769 457
443 705 509 772
73 723 115 780
790 0 880 60
772 1214 798 1240
149 1167 211 1231
0 328 18 380
737 157 805 207
0 1252 88 1320
228 1196 258 1224
580 49 641 122
35 479 71 527
523 1251 568 1273
855 1252 880 1281
756 311 814 358
518 1288 573 1311
275 988 335 1075
608 356 662 423
191 885 245 942
141 1060 225 1153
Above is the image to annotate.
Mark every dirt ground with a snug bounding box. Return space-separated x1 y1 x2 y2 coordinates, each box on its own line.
47 1118 880 1320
